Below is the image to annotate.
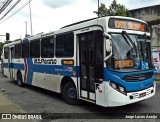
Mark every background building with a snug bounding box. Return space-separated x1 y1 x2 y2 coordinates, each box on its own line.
130 4 160 50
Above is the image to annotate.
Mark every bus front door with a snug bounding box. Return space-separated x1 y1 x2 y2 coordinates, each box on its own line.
9 47 14 79
79 30 104 104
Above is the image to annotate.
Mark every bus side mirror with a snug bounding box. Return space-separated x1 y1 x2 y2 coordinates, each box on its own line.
104 32 111 52
106 39 111 52
104 32 112 61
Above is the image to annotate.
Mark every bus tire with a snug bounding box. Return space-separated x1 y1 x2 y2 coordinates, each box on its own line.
17 73 24 87
62 82 79 105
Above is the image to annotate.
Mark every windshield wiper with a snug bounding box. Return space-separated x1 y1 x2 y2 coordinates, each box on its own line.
143 33 147 44
142 33 147 59
122 31 138 56
122 31 132 48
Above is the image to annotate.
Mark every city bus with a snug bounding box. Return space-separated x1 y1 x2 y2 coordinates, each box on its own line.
1 16 156 107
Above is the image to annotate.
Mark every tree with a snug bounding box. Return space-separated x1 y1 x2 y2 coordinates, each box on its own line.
94 0 130 17
0 41 11 54
4 40 11 44
94 3 109 17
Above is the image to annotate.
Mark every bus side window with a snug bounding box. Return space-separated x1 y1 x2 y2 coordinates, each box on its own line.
15 44 22 59
4 47 9 59
56 32 74 57
41 37 54 58
22 42 29 58
30 40 40 58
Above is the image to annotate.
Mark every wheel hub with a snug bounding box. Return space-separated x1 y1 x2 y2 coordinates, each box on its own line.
68 87 76 99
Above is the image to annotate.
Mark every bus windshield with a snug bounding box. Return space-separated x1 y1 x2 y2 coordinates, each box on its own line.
107 33 154 72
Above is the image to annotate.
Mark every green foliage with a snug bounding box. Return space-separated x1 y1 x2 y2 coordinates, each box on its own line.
94 3 109 17
94 0 130 17
4 40 12 44
0 41 11 54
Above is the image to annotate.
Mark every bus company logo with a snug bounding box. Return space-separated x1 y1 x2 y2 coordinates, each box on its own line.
67 67 73 72
2 114 11 119
139 77 145 81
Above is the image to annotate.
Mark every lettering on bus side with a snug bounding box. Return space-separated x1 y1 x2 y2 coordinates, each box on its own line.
34 58 57 64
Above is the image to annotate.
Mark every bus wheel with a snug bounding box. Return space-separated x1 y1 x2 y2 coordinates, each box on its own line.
62 82 79 105
17 73 24 87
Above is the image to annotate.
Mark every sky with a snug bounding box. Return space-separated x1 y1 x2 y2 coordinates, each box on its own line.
0 0 160 42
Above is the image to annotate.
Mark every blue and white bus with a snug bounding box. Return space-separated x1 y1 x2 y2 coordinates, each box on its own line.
1 16 156 107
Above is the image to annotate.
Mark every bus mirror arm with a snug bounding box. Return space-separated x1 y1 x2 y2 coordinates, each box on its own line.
104 32 112 62
104 32 111 39
104 51 112 62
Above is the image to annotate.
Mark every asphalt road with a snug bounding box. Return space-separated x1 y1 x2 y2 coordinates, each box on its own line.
0 68 160 122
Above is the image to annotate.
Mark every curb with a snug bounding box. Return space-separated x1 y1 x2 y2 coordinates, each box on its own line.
0 91 25 113
0 91 35 122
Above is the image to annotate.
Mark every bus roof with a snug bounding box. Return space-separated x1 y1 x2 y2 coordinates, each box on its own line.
3 39 21 47
61 16 148 29
23 16 149 41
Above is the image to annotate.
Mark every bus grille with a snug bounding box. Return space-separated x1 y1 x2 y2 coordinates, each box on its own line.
122 72 154 82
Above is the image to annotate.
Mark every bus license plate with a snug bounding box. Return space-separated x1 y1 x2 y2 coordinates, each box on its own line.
139 92 146 98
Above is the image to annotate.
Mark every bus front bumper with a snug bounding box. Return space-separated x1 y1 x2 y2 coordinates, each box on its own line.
107 82 156 107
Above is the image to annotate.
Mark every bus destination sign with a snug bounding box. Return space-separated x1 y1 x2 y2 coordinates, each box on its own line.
109 18 149 32
115 60 134 68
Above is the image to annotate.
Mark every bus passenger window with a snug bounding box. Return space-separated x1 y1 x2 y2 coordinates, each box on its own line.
15 44 22 58
30 40 40 58
56 32 74 57
4 47 9 59
41 37 54 58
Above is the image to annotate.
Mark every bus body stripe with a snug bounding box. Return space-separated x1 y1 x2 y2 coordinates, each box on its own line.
3 62 79 77
24 58 28 83
26 58 34 85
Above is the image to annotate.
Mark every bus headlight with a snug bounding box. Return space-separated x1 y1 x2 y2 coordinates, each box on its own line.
110 82 117 89
119 86 125 92
109 81 126 95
